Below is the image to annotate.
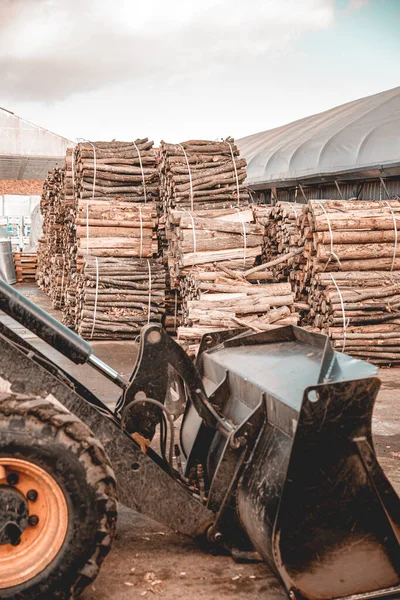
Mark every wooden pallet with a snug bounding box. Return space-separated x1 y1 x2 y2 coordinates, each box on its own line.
13 252 38 283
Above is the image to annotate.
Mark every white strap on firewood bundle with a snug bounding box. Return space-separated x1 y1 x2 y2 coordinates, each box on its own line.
226 140 240 206
133 141 147 203
330 273 350 353
235 208 247 266
384 201 398 271
178 144 194 210
315 200 342 270
90 257 100 339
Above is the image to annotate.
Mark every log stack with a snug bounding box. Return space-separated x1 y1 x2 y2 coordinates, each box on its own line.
71 140 159 261
62 149 79 324
62 139 161 335
158 138 254 336
177 273 298 356
166 207 263 288
74 256 166 340
295 199 400 364
252 204 272 227
163 287 183 335
158 138 250 210
36 168 65 304
262 202 305 280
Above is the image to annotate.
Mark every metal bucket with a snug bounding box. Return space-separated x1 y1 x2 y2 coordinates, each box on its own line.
0 239 16 284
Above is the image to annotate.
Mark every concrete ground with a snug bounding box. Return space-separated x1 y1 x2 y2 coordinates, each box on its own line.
0 284 399 600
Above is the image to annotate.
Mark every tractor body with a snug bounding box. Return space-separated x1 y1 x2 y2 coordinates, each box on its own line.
0 279 399 599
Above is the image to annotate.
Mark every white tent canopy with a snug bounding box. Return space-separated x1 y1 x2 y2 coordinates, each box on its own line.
0 195 40 217
237 87 400 189
0 107 73 180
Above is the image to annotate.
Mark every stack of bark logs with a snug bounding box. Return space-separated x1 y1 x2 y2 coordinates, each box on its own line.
261 202 305 280
71 139 159 261
159 138 255 336
163 287 183 335
37 139 164 339
177 272 298 356
166 206 262 288
67 140 161 338
62 149 79 324
36 167 66 307
293 199 400 364
74 257 165 339
158 138 250 210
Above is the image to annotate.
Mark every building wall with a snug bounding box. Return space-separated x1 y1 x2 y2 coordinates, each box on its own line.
249 177 400 205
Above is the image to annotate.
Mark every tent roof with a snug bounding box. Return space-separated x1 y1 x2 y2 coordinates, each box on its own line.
0 107 73 180
237 87 400 189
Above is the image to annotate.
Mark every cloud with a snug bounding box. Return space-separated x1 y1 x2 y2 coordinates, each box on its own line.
0 0 335 101
344 0 369 13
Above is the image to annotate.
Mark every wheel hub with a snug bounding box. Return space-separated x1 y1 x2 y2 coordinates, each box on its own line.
0 458 68 589
0 485 28 545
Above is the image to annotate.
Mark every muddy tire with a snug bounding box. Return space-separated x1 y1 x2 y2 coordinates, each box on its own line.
0 392 118 599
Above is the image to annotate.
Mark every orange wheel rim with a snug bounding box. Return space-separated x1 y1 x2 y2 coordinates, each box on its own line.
0 458 68 589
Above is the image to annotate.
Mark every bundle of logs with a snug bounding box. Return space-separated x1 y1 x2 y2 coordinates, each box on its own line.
166 206 262 287
177 273 298 356
158 138 250 210
163 287 183 335
295 199 400 364
262 202 305 281
62 140 160 333
160 137 254 333
36 167 67 308
62 149 79 324
14 253 38 283
74 256 166 340
71 139 159 261
37 139 163 340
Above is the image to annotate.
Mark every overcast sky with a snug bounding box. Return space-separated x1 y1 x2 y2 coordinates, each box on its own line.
0 0 399 144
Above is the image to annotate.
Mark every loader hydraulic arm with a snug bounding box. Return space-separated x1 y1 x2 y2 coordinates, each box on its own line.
0 279 233 438
0 278 127 388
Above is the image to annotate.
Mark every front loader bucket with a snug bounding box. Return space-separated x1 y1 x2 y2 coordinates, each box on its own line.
237 377 400 600
198 326 400 600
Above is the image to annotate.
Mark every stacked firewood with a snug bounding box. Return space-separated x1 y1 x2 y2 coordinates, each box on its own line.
159 138 254 335
36 168 65 303
166 207 262 288
59 139 160 331
252 204 272 227
61 149 78 324
74 257 166 340
163 287 183 335
261 202 305 280
37 154 77 309
177 273 298 356
71 140 159 260
158 138 250 210
295 199 400 364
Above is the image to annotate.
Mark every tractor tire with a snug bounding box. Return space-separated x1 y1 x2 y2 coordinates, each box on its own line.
0 392 118 599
